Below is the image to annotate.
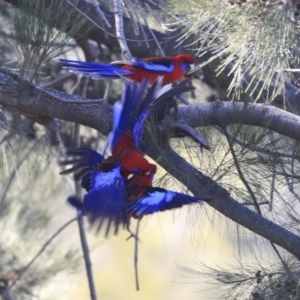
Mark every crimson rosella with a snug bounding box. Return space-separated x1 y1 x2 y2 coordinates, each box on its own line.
133 78 196 150
125 164 207 219
109 78 195 176
60 54 195 85
60 148 128 236
109 79 160 177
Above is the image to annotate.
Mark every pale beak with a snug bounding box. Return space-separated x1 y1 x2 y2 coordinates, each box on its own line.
186 64 195 75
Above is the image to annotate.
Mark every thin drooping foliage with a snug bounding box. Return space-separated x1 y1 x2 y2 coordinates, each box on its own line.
177 257 300 300
1 0 300 299
170 0 300 102
2 0 86 81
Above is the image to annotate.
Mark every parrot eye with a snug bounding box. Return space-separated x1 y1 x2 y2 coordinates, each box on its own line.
145 170 150 175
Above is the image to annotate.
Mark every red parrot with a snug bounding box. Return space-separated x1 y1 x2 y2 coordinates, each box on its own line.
108 79 160 177
125 164 207 219
58 78 198 235
110 78 195 175
60 54 195 85
133 78 195 150
60 148 128 236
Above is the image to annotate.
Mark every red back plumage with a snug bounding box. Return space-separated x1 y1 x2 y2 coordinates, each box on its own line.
115 145 151 177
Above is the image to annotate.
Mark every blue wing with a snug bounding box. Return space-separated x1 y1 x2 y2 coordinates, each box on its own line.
109 78 168 152
60 148 104 191
109 79 149 151
67 196 84 212
131 58 174 73
126 187 205 217
134 80 196 149
84 166 128 237
60 59 134 79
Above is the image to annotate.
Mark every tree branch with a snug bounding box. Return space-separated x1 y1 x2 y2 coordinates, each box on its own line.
178 101 300 143
148 146 300 260
1 70 300 258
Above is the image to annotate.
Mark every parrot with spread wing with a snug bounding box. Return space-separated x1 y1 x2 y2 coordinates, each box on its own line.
59 78 197 235
60 54 195 85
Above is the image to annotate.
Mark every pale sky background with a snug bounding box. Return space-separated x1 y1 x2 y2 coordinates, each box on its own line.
37 182 254 300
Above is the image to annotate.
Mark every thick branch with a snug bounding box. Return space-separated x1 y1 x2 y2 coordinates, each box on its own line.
0 70 113 135
1 70 300 258
178 101 300 143
2 71 300 143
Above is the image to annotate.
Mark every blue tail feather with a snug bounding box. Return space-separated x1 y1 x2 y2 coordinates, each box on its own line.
60 59 133 79
133 81 195 149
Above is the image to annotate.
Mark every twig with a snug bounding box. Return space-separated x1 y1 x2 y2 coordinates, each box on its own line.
268 134 300 203
134 220 141 291
64 0 109 34
72 49 98 299
74 163 97 299
243 201 269 206
269 157 276 211
73 120 97 300
70 76 84 95
63 0 156 43
4 217 78 293
41 73 75 88
29 116 61 143
122 0 140 36
113 0 132 60
132 0 150 48
91 0 112 28
141 3 165 56
223 127 262 214
214 126 298 159
224 127 288 269
144 2 176 32
199 145 204 168
274 172 300 180
0 107 8 125
89 0 111 39
269 242 289 273
103 81 113 101
77 215 98 300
